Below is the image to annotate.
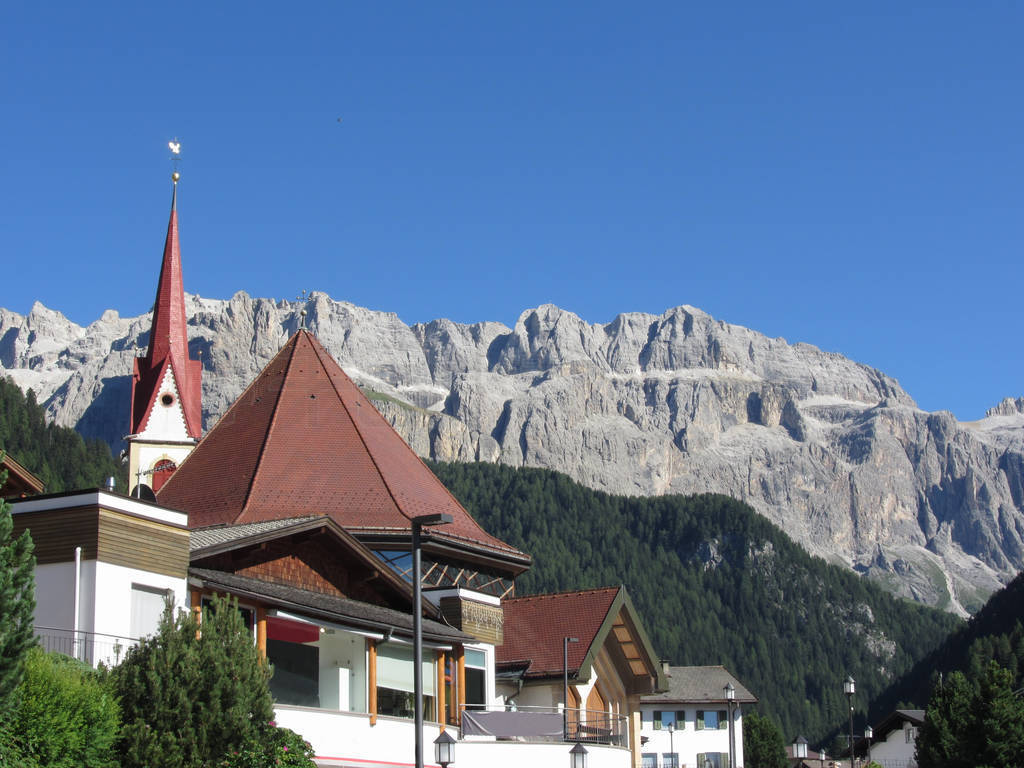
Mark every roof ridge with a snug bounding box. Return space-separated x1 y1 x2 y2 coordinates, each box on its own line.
505 586 621 602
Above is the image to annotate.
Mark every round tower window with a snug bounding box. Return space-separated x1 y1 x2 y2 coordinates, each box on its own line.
160 393 175 407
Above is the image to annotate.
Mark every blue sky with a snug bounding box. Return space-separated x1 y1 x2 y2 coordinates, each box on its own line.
2 2 1021 420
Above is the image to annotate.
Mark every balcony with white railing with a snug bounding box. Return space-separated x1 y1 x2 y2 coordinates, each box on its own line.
274 704 632 768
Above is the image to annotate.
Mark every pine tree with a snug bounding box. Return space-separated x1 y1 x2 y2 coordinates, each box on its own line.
742 711 788 768
0 466 36 716
113 594 275 768
915 662 1024 768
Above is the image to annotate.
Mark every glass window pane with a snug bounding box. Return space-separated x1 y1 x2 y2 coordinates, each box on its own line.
465 649 487 668
267 638 319 707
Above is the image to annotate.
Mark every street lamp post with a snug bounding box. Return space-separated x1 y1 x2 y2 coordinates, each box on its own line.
563 636 579 740
412 513 453 768
843 677 855 768
724 682 736 768
668 722 675 768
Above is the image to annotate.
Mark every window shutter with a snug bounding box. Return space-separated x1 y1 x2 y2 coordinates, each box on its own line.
676 710 686 727
654 711 662 730
697 753 705 768
697 711 705 730
718 710 728 729
723 752 731 768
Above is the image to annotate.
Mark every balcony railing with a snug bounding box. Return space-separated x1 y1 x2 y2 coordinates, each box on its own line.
460 705 629 747
34 626 140 667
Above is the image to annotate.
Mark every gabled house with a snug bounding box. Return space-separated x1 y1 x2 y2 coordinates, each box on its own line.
0 452 45 499
494 587 667 764
858 709 923 768
637 666 756 768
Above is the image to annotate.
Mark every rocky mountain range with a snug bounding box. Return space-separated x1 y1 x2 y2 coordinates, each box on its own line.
2 292 1022 615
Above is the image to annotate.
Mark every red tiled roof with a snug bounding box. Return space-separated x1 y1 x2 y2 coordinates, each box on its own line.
130 183 202 439
497 587 621 677
158 330 528 565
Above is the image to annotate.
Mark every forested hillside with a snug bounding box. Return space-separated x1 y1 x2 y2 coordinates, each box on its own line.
872 570 1024 720
429 461 962 743
0 376 126 493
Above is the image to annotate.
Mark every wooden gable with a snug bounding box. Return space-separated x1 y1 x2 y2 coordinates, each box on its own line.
190 517 421 615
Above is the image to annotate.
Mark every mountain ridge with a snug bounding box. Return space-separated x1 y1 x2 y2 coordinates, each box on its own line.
2 291 1022 614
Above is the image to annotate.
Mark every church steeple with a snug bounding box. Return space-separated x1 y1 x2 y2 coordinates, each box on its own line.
127 169 202 498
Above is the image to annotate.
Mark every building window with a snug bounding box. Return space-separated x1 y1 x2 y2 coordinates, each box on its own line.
641 754 658 768
377 643 436 720
130 584 171 639
663 753 679 768
464 648 487 711
696 752 730 768
697 710 727 730
268 637 320 708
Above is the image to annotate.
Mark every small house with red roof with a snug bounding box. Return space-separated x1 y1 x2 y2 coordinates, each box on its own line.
491 587 666 762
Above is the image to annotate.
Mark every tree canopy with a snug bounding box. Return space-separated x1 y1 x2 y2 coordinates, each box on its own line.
915 661 1024 768
0 472 35 716
113 595 278 768
0 376 126 493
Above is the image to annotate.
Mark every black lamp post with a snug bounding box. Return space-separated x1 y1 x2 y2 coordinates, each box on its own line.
570 742 588 768
725 682 736 768
434 730 456 768
863 726 873 766
563 636 579 740
668 721 675 768
843 676 855 768
412 513 453 768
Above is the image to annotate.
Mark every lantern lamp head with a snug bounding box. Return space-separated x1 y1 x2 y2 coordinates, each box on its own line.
570 742 588 768
434 730 456 768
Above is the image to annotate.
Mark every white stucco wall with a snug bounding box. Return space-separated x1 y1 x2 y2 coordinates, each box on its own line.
638 707 744 768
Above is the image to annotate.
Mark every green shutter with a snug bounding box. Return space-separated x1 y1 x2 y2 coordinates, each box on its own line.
654 711 662 730
718 710 728 729
696 711 705 730
676 710 686 727
697 753 705 768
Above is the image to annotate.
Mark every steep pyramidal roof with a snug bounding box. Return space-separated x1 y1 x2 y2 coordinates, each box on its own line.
158 330 529 567
130 181 202 438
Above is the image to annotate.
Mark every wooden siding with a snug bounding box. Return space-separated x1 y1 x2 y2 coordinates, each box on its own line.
11 503 188 578
194 533 406 609
10 507 98 564
96 508 189 578
438 596 504 645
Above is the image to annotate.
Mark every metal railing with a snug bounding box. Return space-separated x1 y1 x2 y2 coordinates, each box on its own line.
34 626 140 667
460 704 629 747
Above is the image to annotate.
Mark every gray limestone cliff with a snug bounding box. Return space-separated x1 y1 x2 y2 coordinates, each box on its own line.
3 293 1022 615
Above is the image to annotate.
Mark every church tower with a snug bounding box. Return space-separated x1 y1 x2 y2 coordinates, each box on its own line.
127 170 202 499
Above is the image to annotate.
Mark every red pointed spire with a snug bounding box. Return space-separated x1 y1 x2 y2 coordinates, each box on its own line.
130 176 202 439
